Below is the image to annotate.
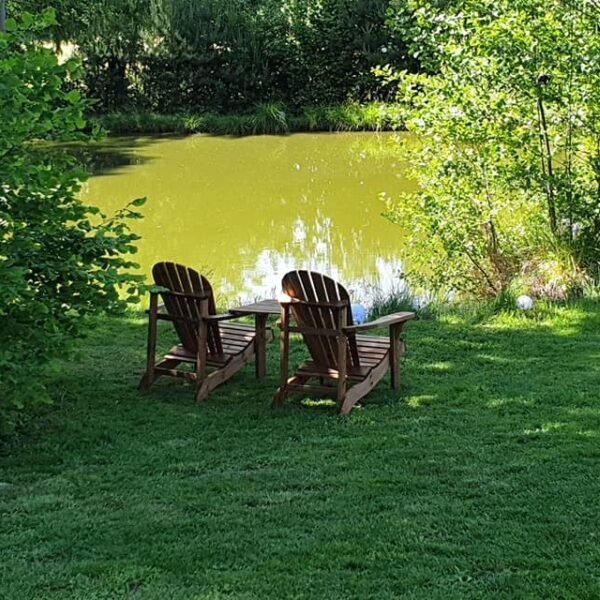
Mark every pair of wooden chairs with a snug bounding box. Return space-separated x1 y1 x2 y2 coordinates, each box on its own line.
140 262 414 414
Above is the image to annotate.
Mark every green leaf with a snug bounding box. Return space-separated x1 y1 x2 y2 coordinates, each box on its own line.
21 13 34 28
41 7 57 26
66 90 81 104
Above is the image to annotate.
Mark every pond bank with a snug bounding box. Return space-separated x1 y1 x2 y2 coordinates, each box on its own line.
95 102 404 136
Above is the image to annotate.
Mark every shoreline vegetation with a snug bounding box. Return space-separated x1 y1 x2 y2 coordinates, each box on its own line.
95 102 404 136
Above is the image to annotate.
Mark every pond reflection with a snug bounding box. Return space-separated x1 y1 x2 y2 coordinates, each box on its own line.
80 132 414 305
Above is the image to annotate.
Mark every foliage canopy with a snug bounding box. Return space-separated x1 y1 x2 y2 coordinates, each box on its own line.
383 0 600 297
13 0 417 113
0 10 144 435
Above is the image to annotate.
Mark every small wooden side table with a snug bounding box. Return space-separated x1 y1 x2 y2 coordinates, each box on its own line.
229 299 280 378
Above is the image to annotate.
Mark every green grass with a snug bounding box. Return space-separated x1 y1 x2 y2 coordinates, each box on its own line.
1 301 600 598
96 102 403 136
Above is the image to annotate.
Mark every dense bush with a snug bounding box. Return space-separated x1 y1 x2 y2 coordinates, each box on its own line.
0 11 144 436
13 0 418 113
96 102 402 135
382 0 600 298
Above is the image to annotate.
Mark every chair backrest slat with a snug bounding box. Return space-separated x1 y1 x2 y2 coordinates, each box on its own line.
298 270 334 366
321 274 360 366
152 262 222 354
282 270 360 370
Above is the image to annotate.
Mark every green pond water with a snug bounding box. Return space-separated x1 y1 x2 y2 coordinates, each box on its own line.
81 132 414 305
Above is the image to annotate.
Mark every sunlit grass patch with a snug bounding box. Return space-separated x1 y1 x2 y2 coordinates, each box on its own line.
405 394 437 408
299 398 337 409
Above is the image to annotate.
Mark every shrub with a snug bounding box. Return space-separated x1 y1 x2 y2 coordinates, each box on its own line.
0 10 144 436
251 103 289 135
96 103 402 136
382 0 600 298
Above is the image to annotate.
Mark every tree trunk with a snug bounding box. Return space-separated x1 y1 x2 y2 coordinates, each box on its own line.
0 0 6 33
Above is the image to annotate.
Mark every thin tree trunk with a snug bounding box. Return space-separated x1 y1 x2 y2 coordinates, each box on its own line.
462 245 498 294
0 0 6 33
537 93 558 237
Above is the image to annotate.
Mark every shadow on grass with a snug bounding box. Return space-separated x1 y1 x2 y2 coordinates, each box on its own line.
1 303 599 598
404 304 600 433
7 303 600 451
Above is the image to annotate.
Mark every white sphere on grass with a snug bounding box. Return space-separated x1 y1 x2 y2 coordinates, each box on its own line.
516 295 534 310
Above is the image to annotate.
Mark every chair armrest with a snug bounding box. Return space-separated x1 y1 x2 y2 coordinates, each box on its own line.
343 311 415 333
146 289 210 313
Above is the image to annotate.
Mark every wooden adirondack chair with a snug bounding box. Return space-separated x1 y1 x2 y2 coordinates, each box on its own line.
139 262 273 401
275 270 415 414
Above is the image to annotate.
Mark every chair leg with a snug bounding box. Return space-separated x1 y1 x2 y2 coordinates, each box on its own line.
195 379 210 402
389 323 403 390
340 358 389 415
195 320 209 402
274 304 291 406
274 386 287 405
336 333 347 411
254 314 268 378
138 371 153 391
139 293 159 391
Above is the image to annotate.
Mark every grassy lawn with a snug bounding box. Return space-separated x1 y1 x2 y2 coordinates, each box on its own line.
1 302 599 599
